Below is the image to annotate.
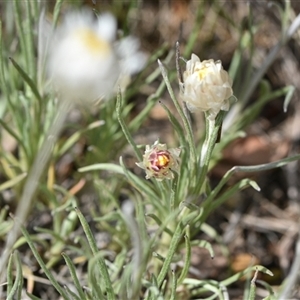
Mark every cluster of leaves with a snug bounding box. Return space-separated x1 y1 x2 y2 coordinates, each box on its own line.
0 1 300 299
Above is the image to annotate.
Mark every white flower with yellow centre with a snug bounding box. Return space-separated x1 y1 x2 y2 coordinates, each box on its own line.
47 10 146 103
181 54 233 120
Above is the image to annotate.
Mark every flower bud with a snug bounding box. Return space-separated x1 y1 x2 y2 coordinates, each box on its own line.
181 53 233 120
136 141 181 181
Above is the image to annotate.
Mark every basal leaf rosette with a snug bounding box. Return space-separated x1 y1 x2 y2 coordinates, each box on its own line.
181 54 233 120
136 141 181 181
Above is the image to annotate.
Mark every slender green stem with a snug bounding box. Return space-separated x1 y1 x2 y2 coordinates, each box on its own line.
157 210 198 287
196 111 225 196
116 91 142 162
157 59 197 167
176 42 193 133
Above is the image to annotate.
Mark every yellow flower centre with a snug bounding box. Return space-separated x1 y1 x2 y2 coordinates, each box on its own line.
157 154 170 168
197 67 210 80
75 28 110 55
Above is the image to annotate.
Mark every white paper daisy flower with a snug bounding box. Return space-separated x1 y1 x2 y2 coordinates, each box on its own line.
181 54 233 120
47 9 146 103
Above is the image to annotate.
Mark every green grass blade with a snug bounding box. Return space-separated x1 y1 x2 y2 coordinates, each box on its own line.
157 210 198 287
209 154 300 204
53 0 64 27
221 265 273 287
56 121 104 157
88 256 105 300
256 280 276 299
6 253 14 295
0 205 9 223
0 20 11 104
15 251 23 300
78 163 124 174
9 57 42 102
146 214 173 237
0 119 28 158
170 270 177 300
159 101 186 147
119 157 162 209
283 85 295 112
12 1 28 70
128 81 163 131
0 172 27 192
177 225 191 285
193 240 215 259
116 91 142 161
75 209 103 256
200 179 260 224
64 284 81 300
6 251 23 300
20 224 69 299
24 0 36 80
75 208 115 300
62 252 86 300
248 268 259 300
26 292 42 300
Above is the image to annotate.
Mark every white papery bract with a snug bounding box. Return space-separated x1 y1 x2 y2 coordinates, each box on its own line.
181 54 233 120
116 36 147 90
47 9 146 103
